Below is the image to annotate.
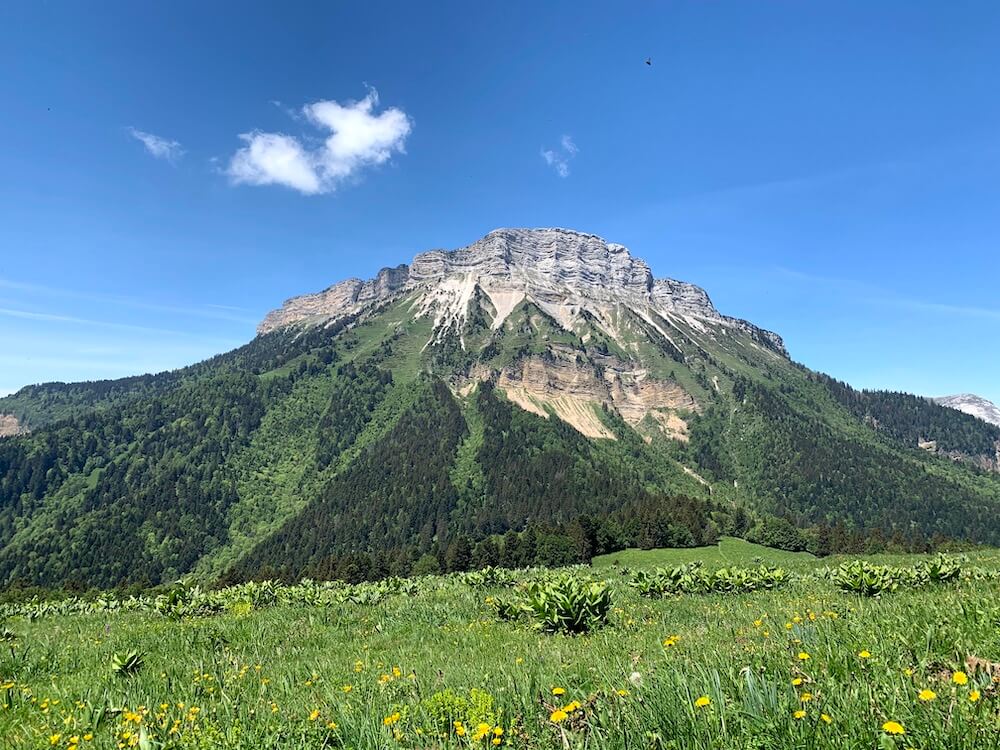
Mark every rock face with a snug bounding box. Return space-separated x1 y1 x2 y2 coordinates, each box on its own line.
257 227 787 357
934 394 1000 427
0 414 25 438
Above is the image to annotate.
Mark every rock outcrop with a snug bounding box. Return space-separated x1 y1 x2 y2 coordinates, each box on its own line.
0 414 25 438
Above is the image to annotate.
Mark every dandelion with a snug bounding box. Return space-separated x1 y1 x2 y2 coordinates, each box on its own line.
551 687 565 696
473 723 492 740
326 721 338 730
797 652 810 661
793 710 806 719
952 671 968 685
342 684 353 693
821 713 832 724
694 696 711 708
616 689 630 697
550 709 568 723
800 692 813 702
454 721 467 736
858 650 871 659
383 712 401 726
918 689 936 702
969 690 981 702
791 677 803 686
308 710 320 722
882 721 905 735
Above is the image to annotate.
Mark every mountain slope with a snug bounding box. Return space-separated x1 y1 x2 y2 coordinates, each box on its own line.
1 227 999 588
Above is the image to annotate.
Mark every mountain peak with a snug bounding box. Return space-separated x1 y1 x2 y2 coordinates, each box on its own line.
934 394 1000 427
257 228 787 357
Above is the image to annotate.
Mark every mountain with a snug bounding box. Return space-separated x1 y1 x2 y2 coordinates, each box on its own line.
1 227 999 589
934 394 1000 427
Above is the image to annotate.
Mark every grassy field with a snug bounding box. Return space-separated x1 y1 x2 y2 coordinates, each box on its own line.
591 537 819 570
2 552 999 749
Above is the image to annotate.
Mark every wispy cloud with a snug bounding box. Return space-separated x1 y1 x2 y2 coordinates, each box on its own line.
775 267 1000 321
0 277 257 324
541 135 578 178
227 87 412 195
0 306 226 338
127 127 184 162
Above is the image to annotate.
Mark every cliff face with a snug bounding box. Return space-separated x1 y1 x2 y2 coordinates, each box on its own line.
257 227 787 358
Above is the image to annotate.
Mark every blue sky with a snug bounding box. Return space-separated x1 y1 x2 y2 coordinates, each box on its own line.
1 1 998 403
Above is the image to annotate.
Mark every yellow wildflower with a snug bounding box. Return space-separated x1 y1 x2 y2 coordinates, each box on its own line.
797 652 810 661
308 710 320 722
952 671 968 685
549 709 568 723
791 678 803 686
820 713 832 724
800 692 813 702
969 690 981 702
694 696 711 708
551 687 565 695
793 710 806 719
918 689 936 702
858 650 871 659
882 721 905 735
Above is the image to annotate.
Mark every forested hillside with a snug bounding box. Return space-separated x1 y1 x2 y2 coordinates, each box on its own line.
2 229 999 590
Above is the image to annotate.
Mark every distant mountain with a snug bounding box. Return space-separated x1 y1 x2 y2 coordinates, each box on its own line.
934 394 1000 427
1 227 999 589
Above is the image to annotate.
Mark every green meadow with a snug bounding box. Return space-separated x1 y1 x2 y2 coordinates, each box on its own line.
2 547 999 749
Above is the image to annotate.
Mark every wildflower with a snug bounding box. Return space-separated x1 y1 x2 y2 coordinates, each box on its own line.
793 710 806 719
821 713 832 724
83 736 93 742
858 650 871 659
551 687 565 696
918 689 936 702
694 696 711 708
342 684 353 693
882 721 905 735
969 690 981 702
493 727 504 736
616 689 629 697
791 678 803 686
797 652 810 661
454 721 467 736
473 723 491 740
800 692 813 702
49 735 61 747
550 709 568 723
326 721 338 730
952 671 968 685
383 712 401 726
563 700 581 712
354 661 364 673
308 710 320 722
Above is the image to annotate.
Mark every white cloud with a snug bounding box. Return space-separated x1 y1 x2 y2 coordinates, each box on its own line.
227 88 412 195
542 134 578 178
128 127 184 162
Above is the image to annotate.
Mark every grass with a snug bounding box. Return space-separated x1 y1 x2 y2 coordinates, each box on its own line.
2 554 999 749
592 537 819 571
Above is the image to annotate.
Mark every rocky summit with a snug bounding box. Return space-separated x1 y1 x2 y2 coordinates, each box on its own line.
258 228 787 356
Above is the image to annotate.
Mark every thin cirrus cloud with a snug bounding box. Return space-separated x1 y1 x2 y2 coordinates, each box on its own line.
227 88 413 195
127 127 184 162
541 135 578 178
